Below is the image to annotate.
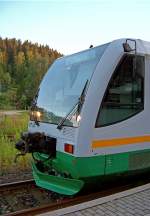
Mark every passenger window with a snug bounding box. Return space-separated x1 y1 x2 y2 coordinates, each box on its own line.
96 55 144 127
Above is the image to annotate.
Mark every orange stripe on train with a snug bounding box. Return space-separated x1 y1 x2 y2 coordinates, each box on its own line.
92 135 150 148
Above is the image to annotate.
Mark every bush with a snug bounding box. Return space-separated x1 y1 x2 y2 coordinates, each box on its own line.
0 111 31 174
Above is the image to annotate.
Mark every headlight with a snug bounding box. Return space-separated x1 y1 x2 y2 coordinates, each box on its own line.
77 115 81 123
70 114 81 127
30 110 42 121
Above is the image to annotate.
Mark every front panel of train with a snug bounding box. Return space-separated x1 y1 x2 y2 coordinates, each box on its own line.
15 43 109 195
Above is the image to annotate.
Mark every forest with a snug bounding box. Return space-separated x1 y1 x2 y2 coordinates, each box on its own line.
0 38 62 109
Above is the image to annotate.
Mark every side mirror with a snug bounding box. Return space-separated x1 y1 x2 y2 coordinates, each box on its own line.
123 42 133 52
123 39 137 78
122 39 136 53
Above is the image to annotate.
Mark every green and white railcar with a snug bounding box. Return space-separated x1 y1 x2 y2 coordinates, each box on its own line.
16 38 150 195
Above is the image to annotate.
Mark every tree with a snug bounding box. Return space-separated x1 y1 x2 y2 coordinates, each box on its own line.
0 37 62 109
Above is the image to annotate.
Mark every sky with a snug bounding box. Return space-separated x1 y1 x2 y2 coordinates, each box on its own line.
0 0 150 54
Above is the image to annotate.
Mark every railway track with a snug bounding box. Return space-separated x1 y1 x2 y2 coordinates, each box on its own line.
0 179 57 215
0 174 150 216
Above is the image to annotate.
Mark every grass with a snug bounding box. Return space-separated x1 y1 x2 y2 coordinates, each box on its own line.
0 111 32 175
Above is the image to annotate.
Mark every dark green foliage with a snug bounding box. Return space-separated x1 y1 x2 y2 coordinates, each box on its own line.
0 37 62 109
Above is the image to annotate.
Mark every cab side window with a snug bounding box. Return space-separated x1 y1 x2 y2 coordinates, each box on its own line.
96 55 144 127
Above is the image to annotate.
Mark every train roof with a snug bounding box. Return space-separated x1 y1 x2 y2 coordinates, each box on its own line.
60 38 150 60
111 38 150 55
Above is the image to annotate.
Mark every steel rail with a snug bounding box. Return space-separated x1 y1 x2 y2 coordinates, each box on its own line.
0 179 34 192
4 184 131 216
1 174 150 216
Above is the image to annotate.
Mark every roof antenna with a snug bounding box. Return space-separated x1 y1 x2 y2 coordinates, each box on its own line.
89 45 93 48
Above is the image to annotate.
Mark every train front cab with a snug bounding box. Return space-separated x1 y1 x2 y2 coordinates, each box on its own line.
31 39 150 195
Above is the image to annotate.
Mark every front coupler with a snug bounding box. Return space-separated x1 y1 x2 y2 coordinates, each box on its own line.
15 132 56 161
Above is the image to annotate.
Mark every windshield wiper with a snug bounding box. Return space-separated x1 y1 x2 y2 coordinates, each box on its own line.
57 80 89 130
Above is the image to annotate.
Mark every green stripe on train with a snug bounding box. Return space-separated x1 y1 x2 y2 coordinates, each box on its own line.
33 149 150 179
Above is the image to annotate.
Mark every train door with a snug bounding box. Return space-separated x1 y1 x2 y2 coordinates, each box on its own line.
93 53 146 174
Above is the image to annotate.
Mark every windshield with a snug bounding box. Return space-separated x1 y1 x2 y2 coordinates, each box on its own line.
34 43 108 127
